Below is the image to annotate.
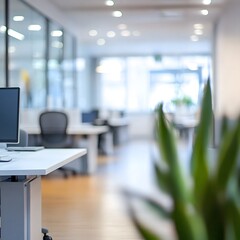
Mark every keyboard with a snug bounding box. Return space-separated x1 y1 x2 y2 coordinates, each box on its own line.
6 146 45 151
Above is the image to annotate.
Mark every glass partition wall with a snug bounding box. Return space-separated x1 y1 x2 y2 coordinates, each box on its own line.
9 0 46 108
0 0 5 87
0 0 77 109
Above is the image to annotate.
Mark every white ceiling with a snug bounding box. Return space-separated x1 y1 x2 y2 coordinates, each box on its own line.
28 0 227 56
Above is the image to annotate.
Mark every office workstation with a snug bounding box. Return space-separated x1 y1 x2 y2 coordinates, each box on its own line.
0 0 239 239
0 88 87 239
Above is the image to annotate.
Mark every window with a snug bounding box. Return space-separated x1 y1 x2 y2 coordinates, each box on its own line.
9 0 46 108
98 55 211 112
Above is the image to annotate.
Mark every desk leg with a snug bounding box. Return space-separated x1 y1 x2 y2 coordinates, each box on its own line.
85 135 98 174
0 176 42 240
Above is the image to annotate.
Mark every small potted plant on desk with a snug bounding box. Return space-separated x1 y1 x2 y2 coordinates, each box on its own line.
125 80 240 240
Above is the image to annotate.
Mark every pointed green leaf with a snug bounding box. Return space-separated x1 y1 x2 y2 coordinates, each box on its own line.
123 189 170 219
191 79 212 203
173 202 208 240
156 104 188 203
154 162 170 194
216 123 240 191
129 207 162 240
220 115 229 139
227 198 240 240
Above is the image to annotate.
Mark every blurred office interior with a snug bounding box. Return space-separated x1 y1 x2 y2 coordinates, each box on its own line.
0 0 240 239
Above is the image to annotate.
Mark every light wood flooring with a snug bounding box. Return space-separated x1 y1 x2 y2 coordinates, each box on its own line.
42 139 157 240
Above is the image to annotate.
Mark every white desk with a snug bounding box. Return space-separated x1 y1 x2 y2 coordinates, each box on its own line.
21 124 108 174
0 148 86 240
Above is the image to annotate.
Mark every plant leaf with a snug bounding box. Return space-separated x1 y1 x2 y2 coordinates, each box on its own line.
128 206 162 240
156 104 188 203
123 189 170 219
154 162 171 194
216 123 240 191
191 79 212 203
227 197 240 240
173 202 208 240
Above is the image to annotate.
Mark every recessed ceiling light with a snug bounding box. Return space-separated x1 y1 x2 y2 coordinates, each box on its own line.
191 35 199 42
51 30 63 37
121 30 130 37
97 38 106 46
194 23 204 29
28 25 41 31
0 25 6 32
105 0 114 6
118 24 127 30
203 0 211 5
107 31 116 38
8 29 25 40
89 29 98 37
112 11 122 17
201 9 209 15
194 29 203 35
13 16 24 21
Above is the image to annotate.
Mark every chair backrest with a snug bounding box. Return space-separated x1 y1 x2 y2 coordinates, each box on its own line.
39 111 68 147
7 129 29 147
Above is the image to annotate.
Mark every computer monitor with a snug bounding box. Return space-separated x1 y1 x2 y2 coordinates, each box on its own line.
0 87 20 148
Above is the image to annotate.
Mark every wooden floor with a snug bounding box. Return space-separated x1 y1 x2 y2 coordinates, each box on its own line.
42 139 157 240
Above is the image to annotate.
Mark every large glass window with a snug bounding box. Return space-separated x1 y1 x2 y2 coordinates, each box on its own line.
97 55 211 112
9 0 46 108
0 0 5 87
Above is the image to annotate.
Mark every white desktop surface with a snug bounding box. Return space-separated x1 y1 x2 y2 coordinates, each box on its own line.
0 148 86 176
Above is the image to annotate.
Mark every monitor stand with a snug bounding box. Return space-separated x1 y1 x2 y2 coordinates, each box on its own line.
0 143 7 149
0 143 12 162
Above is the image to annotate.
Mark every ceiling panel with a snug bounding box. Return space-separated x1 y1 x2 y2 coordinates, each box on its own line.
44 0 227 55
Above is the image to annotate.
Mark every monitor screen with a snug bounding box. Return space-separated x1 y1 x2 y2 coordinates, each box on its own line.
0 88 20 143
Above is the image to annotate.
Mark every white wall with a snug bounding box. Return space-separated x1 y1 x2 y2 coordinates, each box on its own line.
215 0 240 118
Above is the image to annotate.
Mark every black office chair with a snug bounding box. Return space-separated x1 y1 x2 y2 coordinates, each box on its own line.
39 111 72 148
39 111 75 177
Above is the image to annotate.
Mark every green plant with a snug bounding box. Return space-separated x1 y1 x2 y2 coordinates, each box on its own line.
172 96 194 107
127 80 240 240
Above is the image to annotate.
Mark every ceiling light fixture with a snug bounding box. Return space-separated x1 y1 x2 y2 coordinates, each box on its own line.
8 29 25 40
28 25 41 31
194 29 203 35
191 35 199 42
112 11 122 17
0 26 25 40
13 16 24 21
121 30 130 37
97 38 106 46
203 0 212 5
89 29 98 37
194 23 204 29
107 31 116 38
51 30 63 37
105 0 114 6
201 9 209 15
0 25 6 32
